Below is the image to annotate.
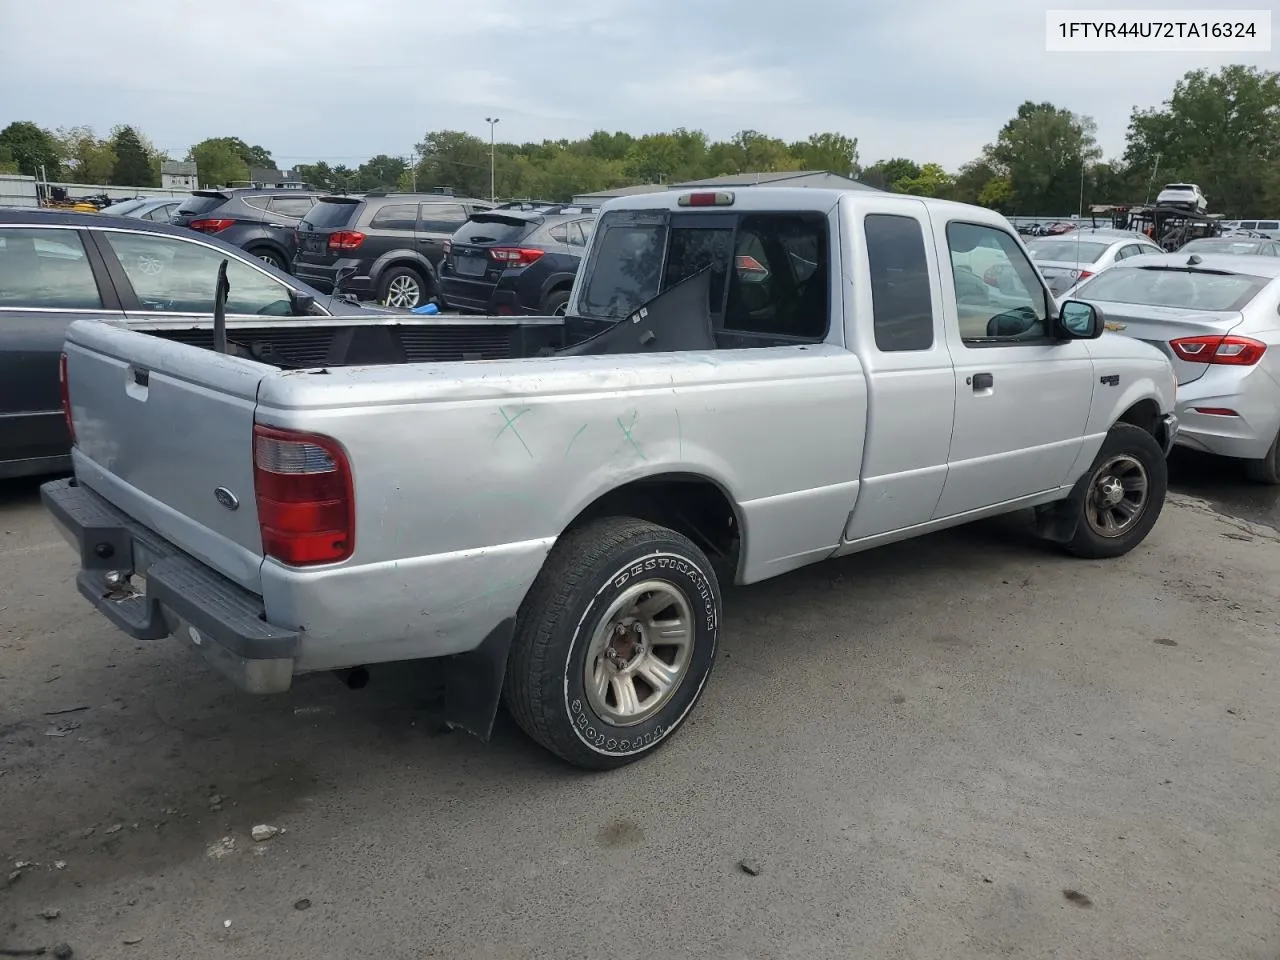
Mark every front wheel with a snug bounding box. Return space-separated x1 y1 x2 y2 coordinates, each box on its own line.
1064 423 1167 559
249 247 288 272
503 517 722 769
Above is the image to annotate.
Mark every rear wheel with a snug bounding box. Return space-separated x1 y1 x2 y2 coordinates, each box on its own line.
541 288 571 316
1244 429 1280 485
1064 423 1167 559
378 266 427 309
503 517 721 770
248 247 288 271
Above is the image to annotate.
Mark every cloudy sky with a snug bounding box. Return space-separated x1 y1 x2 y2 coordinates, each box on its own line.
3 0 1276 171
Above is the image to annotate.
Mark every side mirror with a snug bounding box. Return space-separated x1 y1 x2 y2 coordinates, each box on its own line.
288 290 316 315
1056 299 1104 339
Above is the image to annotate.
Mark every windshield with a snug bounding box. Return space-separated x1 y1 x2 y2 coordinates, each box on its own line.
99 198 146 216
1180 239 1264 255
303 199 361 229
1073 266 1269 311
1026 239 1109 263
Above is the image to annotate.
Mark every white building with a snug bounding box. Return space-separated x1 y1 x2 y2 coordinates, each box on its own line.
161 160 198 190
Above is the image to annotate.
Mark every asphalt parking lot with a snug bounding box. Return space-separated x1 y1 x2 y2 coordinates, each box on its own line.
2 456 1278 960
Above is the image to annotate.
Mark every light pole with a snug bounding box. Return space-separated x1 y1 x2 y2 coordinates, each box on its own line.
485 117 500 202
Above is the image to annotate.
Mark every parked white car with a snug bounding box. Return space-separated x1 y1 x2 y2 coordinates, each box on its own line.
1025 230 1164 297
1069 252 1280 484
1156 183 1207 214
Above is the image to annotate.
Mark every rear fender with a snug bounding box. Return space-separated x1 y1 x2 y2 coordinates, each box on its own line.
370 251 436 289
537 270 578 304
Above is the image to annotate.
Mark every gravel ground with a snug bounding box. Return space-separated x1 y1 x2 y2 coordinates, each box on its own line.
1 470 1278 960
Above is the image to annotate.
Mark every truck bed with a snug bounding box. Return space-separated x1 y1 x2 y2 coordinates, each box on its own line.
134 314 566 367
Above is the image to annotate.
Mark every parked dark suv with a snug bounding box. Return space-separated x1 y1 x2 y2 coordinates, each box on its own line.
438 205 597 315
293 193 493 309
170 188 323 273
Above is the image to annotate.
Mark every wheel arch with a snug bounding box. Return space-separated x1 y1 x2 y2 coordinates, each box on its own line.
370 250 436 290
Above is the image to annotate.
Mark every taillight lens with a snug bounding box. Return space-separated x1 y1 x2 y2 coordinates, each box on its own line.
253 425 354 566
1169 335 1267 366
328 231 365 251
189 218 236 233
1070 269 1093 282
59 351 75 444
489 247 545 267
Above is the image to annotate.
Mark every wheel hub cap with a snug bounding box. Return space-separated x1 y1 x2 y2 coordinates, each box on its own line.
1097 476 1125 507
1085 454 1150 538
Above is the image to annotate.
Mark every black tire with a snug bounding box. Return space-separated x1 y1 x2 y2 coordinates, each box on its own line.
1244 430 1280 485
1064 423 1167 559
503 517 722 770
377 265 428 309
248 247 288 272
541 288 571 316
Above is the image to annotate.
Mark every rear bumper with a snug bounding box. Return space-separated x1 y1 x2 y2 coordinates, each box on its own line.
1172 368 1280 460
41 477 298 693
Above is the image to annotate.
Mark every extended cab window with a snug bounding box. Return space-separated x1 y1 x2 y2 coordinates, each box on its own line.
0 227 102 309
946 222 1047 344
864 214 933 351
724 214 828 339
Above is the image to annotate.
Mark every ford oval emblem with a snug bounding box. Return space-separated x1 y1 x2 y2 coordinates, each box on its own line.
214 487 240 511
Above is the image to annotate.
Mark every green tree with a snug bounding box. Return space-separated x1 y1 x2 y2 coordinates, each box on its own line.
1124 65 1280 216
295 161 337 192
0 144 18 174
789 132 859 175
623 129 709 184
893 162 956 197
859 158 920 191
413 130 490 198
355 154 408 191
951 158 999 204
110 125 154 186
984 101 1101 214
0 121 62 178
188 139 250 187
55 126 116 184
977 176 1014 211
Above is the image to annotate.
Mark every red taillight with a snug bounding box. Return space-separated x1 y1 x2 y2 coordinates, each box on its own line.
189 218 236 233
1169 335 1267 366
252 425 354 566
1073 269 1093 281
489 247 545 267
59 351 75 444
328 230 365 251
1193 407 1239 417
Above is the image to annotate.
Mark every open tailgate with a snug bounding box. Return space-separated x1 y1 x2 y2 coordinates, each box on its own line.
63 319 271 593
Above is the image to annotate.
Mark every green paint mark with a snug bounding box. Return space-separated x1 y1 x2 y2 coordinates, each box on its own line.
495 406 533 458
617 410 646 460
564 422 589 460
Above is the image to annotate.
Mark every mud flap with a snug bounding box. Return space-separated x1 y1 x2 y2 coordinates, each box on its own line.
438 618 516 741
1035 486 1086 544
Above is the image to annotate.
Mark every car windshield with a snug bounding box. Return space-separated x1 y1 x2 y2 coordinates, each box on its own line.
99 198 146 216
1026 239 1110 263
1180 239 1263 255
1073 266 1269 311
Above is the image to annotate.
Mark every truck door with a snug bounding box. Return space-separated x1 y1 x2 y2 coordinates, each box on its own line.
843 199 958 540
931 218 1093 518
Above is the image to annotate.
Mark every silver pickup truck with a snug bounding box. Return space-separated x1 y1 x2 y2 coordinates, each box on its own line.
43 187 1178 769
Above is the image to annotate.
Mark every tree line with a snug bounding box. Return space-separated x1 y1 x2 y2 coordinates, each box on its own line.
2 65 1278 217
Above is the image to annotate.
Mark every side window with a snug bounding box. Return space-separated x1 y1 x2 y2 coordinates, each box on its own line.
241 195 272 211
101 232 294 315
567 219 593 246
369 204 417 231
418 203 468 234
864 214 934 352
723 213 829 340
548 223 569 243
0 227 102 309
268 196 318 219
1120 244 1147 259
946 222 1047 344
1240 221 1257 230
579 219 596 242
1260 221 1280 233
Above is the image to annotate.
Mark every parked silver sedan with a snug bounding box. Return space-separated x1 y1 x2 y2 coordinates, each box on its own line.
1069 253 1280 483
1026 230 1164 297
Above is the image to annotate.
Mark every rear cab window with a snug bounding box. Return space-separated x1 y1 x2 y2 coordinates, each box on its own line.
576 208 830 343
864 214 934 352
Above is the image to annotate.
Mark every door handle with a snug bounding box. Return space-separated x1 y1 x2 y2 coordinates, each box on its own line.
969 372 994 390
